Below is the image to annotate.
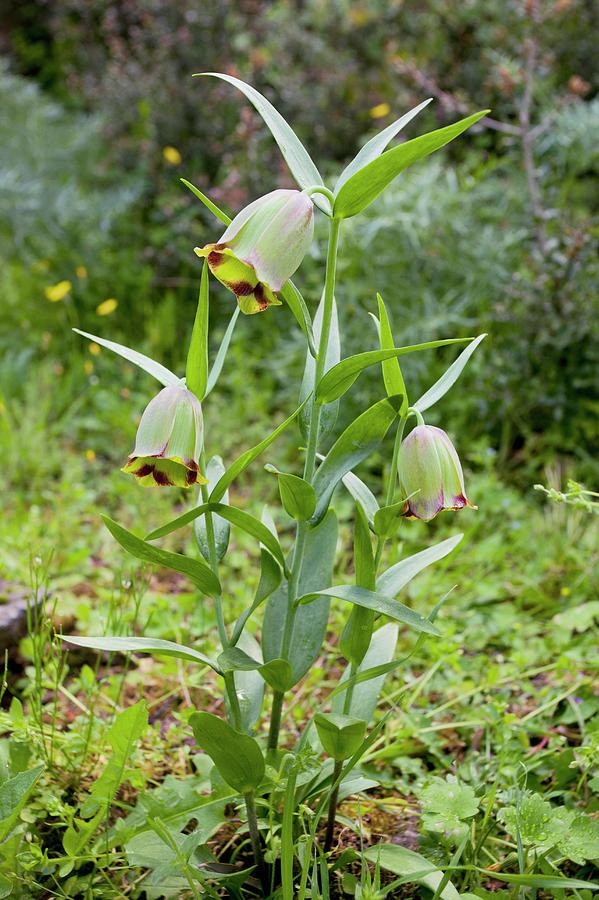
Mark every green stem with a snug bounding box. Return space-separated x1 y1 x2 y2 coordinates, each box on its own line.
324 759 344 852
343 662 357 715
267 217 342 752
244 791 268 892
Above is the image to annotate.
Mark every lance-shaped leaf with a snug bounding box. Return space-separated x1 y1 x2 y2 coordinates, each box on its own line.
334 110 489 218
233 632 265 733
102 515 221 597
377 534 463 598
205 306 240 398
340 503 376 666
196 73 328 212
185 261 209 399
414 333 487 412
334 99 433 194
373 500 408 537
265 464 316 521
310 395 402 524
62 635 221 672
146 503 287 574
340 470 379 526
280 280 316 357
333 623 399 723
190 711 265 794
316 339 470 404
210 398 308 501
195 456 230 563
180 177 232 226
376 293 406 408
263 510 338 686
299 292 341 440
73 329 179 387
298 585 440 635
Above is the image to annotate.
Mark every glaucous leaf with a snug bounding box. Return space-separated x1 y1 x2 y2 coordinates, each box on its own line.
180 177 232 225
334 110 489 218
102 515 221 598
340 470 379 526
310 395 402 524
263 510 338 686
205 307 241 398
189 711 264 794
265 465 316 521
62 635 220 672
377 534 462 598
299 585 440 635
231 546 282 646
334 99 433 193
332 623 399 723
280 280 316 357
194 456 230 563
210 399 309 501
314 713 366 761
316 339 470 404
376 293 406 408
414 333 487 412
185 261 209 399
73 329 179 387
196 73 328 211
362 844 460 899
232 632 264 734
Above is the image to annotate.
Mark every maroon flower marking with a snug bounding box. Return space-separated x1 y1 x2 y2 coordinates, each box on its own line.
208 251 225 267
153 468 174 486
133 462 155 478
229 280 254 296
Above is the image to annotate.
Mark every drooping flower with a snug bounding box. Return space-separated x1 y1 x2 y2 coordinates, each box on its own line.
398 424 475 521
122 385 207 488
195 189 314 314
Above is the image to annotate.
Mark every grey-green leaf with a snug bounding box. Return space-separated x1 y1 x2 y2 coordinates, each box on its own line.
333 623 399 723
102 515 221 598
185 261 209 399
299 585 440 636
62 635 220 672
377 534 463 598
340 470 379 525
196 73 328 211
316 339 470 404
194 456 230 563
189 711 264 794
334 110 489 218
233 632 265 733
180 177 232 226
265 465 316 521
376 293 407 409
310 395 402 524
145 503 286 574
210 399 309 501
280 280 316 357
263 510 338 686
0 765 44 842
415 334 487 412
231 546 282 646
205 307 241 398
334 99 433 193
73 329 179 387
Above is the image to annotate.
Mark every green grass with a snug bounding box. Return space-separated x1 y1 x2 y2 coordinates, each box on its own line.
2 357 598 897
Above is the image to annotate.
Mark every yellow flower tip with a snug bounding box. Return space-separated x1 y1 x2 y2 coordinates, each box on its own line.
85 449 96 462
96 298 118 316
83 360 94 375
89 342 101 356
163 145 182 165
76 266 88 279
45 280 72 302
370 102 391 119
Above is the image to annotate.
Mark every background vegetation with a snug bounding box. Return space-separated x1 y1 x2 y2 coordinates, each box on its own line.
1 1 598 897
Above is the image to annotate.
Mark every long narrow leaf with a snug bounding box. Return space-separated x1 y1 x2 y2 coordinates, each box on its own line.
376 293 407 409
334 110 489 218
280 280 316 357
73 329 179 387
145 503 287 574
298 585 440 636
180 177 232 225
62 635 220 671
210 398 309 501
377 534 463 597
316 339 471 404
102 515 221 597
415 333 487 412
196 73 328 210
185 261 209 398
334 98 433 193
205 306 240 398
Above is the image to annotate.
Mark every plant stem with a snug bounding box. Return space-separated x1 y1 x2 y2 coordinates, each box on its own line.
374 415 405 572
268 216 342 751
343 662 357 715
324 759 344 852
244 791 268 892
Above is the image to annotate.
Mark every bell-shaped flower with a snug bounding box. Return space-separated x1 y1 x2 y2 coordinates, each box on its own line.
398 424 475 521
122 384 207 487
195 189 314 315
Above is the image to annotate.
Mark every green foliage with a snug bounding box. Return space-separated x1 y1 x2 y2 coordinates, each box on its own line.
419 775 479 838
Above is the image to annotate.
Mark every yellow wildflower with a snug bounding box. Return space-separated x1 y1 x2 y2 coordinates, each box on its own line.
45 280 72 302
370 102 391 119
96 298 118 316
163 146 182 165
89 343 101 356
